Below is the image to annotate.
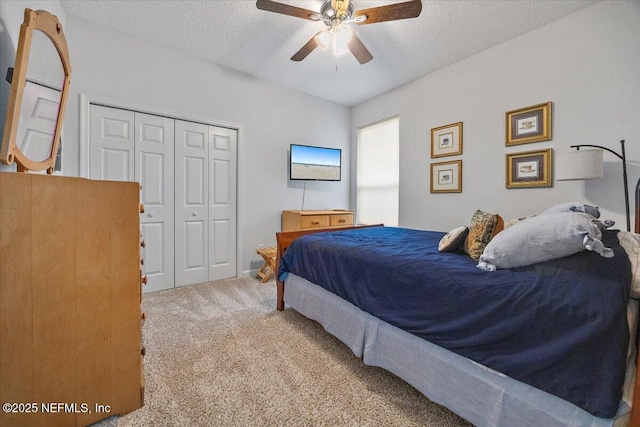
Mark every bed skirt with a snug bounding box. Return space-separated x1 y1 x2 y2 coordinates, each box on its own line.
284 273 631 427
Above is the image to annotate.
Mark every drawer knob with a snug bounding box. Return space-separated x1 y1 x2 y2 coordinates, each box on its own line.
139 204 145 213
339 219 346 223
141 346 146 356
312 220 320 225
141 275 148 285
141 240 146 248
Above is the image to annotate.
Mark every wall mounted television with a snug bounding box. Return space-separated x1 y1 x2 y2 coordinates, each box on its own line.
289 144 341 181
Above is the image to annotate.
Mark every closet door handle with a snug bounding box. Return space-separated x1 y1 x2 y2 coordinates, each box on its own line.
148 212 154 218
192 212 198 217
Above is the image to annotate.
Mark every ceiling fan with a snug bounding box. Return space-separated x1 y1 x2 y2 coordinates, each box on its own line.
256 0 422 64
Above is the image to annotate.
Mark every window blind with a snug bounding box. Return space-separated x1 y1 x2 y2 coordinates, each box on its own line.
357 117 399 226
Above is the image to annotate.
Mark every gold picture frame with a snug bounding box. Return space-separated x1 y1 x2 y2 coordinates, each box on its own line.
506 148 553 189
505 102 552 146
431 122 462 158
431 160 462 193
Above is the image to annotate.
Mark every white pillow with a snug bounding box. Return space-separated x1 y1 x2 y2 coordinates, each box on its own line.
477 212 613 271
539 201 600 218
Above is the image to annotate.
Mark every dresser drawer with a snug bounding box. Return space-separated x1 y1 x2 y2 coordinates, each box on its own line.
282 210 355 232
330 213 353 227
301 215 330 229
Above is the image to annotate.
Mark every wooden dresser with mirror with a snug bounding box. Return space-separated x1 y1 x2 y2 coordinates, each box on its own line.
0 9 144 426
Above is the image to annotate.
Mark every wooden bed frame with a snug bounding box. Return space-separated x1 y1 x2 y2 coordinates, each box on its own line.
276 194 640 425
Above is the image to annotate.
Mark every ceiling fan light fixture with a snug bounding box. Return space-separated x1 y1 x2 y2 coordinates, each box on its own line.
257 0 423 64
315 30 330 51
331 24 353 56
315 25 353 56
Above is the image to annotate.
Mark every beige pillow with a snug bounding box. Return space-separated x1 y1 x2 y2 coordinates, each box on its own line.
464 210 504 261
438 226 469 253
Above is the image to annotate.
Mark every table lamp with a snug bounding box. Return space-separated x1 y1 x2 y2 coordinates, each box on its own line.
556 140 629 231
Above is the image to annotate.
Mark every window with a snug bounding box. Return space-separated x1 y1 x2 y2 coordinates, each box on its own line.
356 116 399 226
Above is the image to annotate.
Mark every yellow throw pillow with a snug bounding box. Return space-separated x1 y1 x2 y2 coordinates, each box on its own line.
464 210 504 260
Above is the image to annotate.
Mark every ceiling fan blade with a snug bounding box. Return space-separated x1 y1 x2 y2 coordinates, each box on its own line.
291 32 323 62
354 0 422 25
256 0 320 21
348 32 373 64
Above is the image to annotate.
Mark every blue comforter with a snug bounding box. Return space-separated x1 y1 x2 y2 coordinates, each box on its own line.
278 226 632 418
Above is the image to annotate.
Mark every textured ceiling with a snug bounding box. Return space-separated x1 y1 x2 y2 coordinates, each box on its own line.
60 0 598 106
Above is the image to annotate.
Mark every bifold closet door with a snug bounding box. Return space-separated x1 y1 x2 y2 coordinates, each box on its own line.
89 105 175 292
135 112 175 293
175 123 237 286
209 126 237 281
90 104 237 290
175 120 209 286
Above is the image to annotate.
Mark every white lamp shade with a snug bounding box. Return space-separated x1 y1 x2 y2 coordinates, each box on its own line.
556 149 604 181
315 25 353 56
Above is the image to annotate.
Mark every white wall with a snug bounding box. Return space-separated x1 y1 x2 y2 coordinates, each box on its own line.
351 0 640 232
0 2 351 276
3 0 639 274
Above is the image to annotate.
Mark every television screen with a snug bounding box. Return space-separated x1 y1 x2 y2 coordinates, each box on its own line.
290 144 341 181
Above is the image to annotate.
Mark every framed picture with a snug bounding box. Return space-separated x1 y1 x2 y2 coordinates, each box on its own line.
431 160 462 193
505 148 553 189
505 102 552 146
431 122 462 158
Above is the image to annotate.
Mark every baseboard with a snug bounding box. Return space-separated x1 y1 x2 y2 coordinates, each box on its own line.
242 269 259 278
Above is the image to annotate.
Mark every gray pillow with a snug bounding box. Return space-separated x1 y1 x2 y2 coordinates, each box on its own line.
477 212 613 271
539 201 600 218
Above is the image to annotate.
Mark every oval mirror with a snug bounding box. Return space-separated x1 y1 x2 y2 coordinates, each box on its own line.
0 8 71 173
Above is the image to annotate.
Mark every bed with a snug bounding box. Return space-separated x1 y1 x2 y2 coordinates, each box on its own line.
274 203 640 426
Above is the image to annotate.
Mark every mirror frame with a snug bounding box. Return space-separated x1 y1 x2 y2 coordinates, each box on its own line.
0 8 71 173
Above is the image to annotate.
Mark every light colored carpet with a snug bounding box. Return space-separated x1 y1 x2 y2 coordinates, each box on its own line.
95 277 471 426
